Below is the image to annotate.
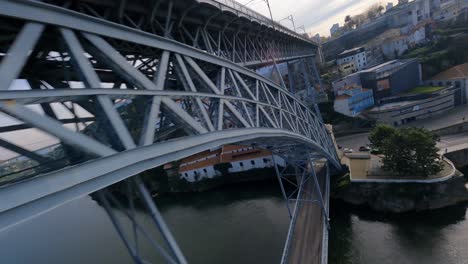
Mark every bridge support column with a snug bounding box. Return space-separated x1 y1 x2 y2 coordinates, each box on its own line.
273 154 293 218
133 176 188 264
310 57 323 93
300 59 313 102
97 176 187 264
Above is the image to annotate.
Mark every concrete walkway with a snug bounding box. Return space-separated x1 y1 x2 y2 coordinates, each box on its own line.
343 154 456 183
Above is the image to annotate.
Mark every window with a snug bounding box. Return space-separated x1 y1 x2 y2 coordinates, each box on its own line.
184 173 188 177
263 158 268 163
240 162 244 167
251 160 255 165
203 168 207 173
455 81 461 88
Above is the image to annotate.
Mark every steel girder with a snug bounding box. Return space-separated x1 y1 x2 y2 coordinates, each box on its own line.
0 0 317 68
0 0 340 210
0 2 338 263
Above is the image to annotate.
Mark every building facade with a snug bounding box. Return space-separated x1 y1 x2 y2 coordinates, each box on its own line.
366 88 456 125
177 145 286 182
334 87 375 117
433 0 468 20
360 59 422 102
330 23 340 37
332 72 362 95
426 63 468 104
336 47 368 72
338 61 357 75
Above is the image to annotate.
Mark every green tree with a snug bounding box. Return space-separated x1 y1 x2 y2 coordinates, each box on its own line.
369 126 442 177
405 128 442 176
368 124 396 149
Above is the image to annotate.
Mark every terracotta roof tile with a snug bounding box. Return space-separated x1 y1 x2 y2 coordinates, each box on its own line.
431 63 468 80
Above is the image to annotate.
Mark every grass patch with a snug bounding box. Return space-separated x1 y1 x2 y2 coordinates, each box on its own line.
405 86 444 94
402 46 432 59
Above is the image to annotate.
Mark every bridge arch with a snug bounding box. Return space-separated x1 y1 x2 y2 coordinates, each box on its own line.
0 1 338 262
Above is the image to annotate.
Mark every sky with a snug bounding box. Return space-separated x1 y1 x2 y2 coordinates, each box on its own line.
241 0 399 36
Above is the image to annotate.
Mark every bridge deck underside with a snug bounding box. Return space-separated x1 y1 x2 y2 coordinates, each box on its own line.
286 165 326 264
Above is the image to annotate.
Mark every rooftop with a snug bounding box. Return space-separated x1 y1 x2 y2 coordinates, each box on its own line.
369 100 415 111
361 59 411 73
360 59 417 79
337 47 365 58
431 63 468 80
405 86 444 94
335 94 351 100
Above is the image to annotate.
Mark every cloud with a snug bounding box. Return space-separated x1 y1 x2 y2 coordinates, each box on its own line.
244 0 397 36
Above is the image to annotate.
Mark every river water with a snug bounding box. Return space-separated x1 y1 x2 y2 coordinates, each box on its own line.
1 180 468 264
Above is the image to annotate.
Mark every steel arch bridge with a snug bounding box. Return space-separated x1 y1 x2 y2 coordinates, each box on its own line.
0 1 339 263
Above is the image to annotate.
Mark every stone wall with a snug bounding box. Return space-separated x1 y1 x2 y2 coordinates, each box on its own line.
445 148 468 168
333 172 468 213
433 121 468 136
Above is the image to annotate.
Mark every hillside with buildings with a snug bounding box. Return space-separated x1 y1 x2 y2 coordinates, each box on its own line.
319 0 468 130
323 0 467 62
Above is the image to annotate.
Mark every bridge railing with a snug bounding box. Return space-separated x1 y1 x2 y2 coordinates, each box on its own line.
210 0 313 42
9 1 316 68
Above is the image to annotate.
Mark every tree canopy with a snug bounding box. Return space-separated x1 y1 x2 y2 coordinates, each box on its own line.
369 125 443 177
343 4 384 30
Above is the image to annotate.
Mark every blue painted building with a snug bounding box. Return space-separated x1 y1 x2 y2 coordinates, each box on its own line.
334 87 375 117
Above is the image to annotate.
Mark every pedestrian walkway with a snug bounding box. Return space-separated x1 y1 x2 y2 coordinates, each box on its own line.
285 165 327 264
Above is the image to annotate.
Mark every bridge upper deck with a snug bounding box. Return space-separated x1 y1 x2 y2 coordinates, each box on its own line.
17 0 318 67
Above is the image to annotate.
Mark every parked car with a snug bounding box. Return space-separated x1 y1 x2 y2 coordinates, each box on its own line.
359 146 371 152
343 148 353 153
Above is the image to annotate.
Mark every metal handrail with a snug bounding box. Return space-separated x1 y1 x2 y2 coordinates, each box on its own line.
208 0 314 44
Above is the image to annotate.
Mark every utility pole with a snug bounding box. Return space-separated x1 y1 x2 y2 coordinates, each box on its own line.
242 0 275 29
264 0 274 25
278 15 296 32
297 25 307 35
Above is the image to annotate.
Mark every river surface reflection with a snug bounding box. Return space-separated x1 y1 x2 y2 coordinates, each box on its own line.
0 180 467 264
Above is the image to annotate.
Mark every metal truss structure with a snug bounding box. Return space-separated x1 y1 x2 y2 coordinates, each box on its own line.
275 160 330 264
2 0 318 68
0 1 339 263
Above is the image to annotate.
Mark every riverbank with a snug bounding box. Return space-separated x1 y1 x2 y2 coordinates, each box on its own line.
167 167 279 192
3 173 468 264
106 165 284 197
328 198 468 264
332 169 468 213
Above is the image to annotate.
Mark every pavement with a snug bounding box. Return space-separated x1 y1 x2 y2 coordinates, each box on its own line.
437 132 468 153
345 155 454 180
335 132 370 153
402 104 468 131
337 131 468 155
337 131 466 181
